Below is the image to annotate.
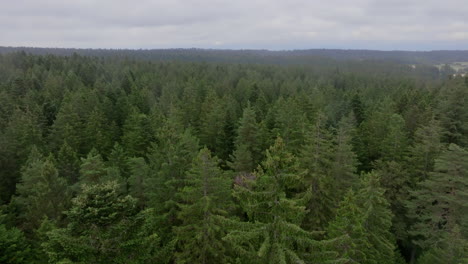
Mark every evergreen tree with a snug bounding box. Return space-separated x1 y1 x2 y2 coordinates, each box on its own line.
232 103 261 171
271 97 309 153
121 108 153 157
42 181 170 264
127 157 150 207
175 148 232 264
13 151 69 232
416 225 468 264
380 113 409 162
228 144 254 174
79 148 107 185
0 224 31 264
407 144 468 250
328 172 398 264
83 108 113 155
331 114 359 193
56 141 80 185
407 118 444 182
199 91 230 159
300 112 336 231
48 96 83 154
326 190 369 263
146 114 199 242
358 172 398 263
224 137 327 264
107 142 131 192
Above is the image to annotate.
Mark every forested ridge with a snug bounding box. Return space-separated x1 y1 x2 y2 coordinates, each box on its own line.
3 46 468 65
0 51 467 263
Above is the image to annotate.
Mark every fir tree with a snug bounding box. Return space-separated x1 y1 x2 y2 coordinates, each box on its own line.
13 150 69 232
0 224 31 264
331 114 359 193
407 118 444 182
232 103 261 170
121 108 153 157
300 112 336 231
42 181 169 264
224 137 327 264
407 144 468 250
175 148 232 264
146 114 199 243
56 141 80 185
79 148 107 185
416 225 468 264
327 172 398 264
326 190 369 263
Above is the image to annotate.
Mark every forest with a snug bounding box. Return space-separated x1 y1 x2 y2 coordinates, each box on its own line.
0 50 467 264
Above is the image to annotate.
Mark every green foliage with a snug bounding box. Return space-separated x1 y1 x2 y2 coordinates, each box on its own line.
328 172 398 264
56 141 80 185
416 225 468 264
0 224 31 264
407 118 444 182
13 150 69 231
225 137 328 264
331 114 359 193
146 114 200 243
407 144 468 250
42 181 169 264
121 108 153 157
300 112 336 231
79 148 107 185
175 148 233 263
327 190 369 263
0 52 466 263
232 103 262 170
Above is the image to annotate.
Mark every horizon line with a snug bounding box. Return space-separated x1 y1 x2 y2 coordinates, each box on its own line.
2 45 468 53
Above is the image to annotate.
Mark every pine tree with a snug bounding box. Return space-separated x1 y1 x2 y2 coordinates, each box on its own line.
232 103 261 170
83 108 113 155
13 151 69 232
326 190 369 263
48 96 83 154
438 79 468 147
380 113 409 162
224 137 327 264
79 148 107 185
0 224 31 264
331 114 359 193
146 114 199 242
121 108 153 157
127 157 150 207
175 148 232 264
407 144 468 250
271 97 309 154
42 181 169 264
56 141 80 185
327 172 398 264
199 91 230 159
228 144 254 174
358 172 397 264
407 118 444 182
300 112 336 231
107 142 131 192
416 225 468 264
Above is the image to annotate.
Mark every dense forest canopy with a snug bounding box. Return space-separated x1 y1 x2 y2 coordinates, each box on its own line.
0 50 467 263
2 46 468 65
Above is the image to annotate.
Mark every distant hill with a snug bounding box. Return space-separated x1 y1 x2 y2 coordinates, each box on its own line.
1 46 468 65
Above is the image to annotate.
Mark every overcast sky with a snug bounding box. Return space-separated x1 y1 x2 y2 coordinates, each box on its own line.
1 0 467 50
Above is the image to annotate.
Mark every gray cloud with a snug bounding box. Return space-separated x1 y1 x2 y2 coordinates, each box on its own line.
1 0 467 50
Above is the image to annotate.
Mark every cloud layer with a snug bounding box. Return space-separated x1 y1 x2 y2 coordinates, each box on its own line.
1 0 467 50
